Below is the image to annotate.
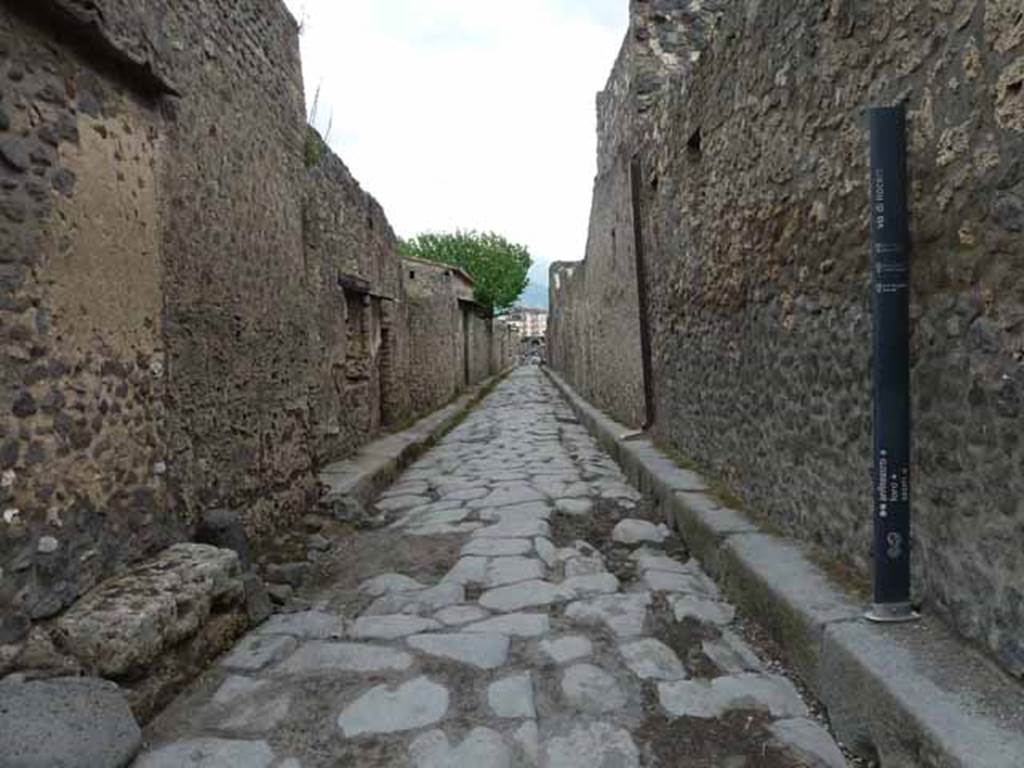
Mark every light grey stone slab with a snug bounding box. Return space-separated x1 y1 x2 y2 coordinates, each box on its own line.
618 638 687 681
534 537 557 567
462 537 534 557
561 663 627 713
542 722 639 768
479 501 551 523
472 519 551 540
407 632 510 669
441 556 488 586
564 555 606 578
407 521 482 536
539 635 593 664
338 677 449 737
485 556 546 587
658 673 809 719
670 595 736 625
220 634 298 672
410 727 512 768
135 738 275 768
469 484 545 509
464 612 550 638
274 642 413 675
349 615 443 640
565 593 651 637
212 676 268 705
701 632 764 674
359 573 424 596
769 718 847 768
612 519 669 545
643 568 719 597
219 694 292 732
513 721 540 765
479 579 564 612
0 677 141 768
365 582 465 616
434 604 490 626
554 498 593 516
488 673 536 718
375 494 429 512
255 611 345 639
631 550 690 574
559 573 620 598
444 486 490 502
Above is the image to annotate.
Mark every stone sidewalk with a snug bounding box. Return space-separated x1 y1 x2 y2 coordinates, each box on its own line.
133 367 848 767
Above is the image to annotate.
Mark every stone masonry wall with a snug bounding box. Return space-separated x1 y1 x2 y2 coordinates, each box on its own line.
559 0 1024 676
303 148 410 466
465 308 492 387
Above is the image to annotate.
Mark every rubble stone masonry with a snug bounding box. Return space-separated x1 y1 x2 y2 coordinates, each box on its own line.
550 0 1024 677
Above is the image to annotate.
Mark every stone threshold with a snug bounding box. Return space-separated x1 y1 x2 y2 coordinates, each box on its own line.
542 366 1024 768
318 370 512 518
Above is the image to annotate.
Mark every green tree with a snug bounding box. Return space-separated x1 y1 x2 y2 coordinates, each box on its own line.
400 230 532 314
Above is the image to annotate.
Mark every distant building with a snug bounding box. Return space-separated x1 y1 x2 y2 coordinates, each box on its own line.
507 306 548 338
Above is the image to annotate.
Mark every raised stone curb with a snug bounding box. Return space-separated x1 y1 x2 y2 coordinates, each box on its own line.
543 366 1024 768
319 372 510 519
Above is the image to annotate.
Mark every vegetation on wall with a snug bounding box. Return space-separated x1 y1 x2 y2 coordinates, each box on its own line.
400 230 532 314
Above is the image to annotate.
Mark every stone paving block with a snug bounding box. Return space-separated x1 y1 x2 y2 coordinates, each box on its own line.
534 536 557 566
469 484 546 509
619 638 688 681
0 677 142 768
135 738 276 768
349 614 443 640
561 663 627 713
441 556 489 586
658 673 809 719
479 501 551 523
472 519 551 540
611 519 670 545
542 722 639 768
769 718 847 768
464 612 550 637
220 634 298 672
513 721 540 765
434 605 490 625
479 579 565 612
554 498 593 516
211 676 268 705
274 642 413 675
539 635 594 664
462 537 534 557
338 677 449 737
643 568 719 597
365 582 465 615
670 594 735 625
407 632 510 669
375 494 430 512
485 556 546 587
488 673 536 718
359 573 425 596
409 728 513 768
702 631 764 674
559 573 620 598
254 611 345 639
219 693 292 732
631 549 690 574
565 593 651 637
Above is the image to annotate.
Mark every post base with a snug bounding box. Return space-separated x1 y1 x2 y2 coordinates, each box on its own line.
865 602 920 624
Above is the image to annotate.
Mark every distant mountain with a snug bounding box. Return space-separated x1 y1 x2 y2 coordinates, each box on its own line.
518 281 549 310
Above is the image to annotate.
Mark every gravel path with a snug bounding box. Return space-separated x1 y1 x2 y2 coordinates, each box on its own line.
133 367 847 767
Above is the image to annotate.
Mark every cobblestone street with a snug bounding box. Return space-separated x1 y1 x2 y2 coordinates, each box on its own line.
133 368 846 767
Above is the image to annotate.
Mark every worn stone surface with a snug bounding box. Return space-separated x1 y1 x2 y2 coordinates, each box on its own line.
769 718 848 768
548 0 1024 679
134 738 277 768
337 677 449 737
132 370 838 766
0 677 141 768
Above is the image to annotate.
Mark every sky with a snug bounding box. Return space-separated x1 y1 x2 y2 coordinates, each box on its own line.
282 0 629 301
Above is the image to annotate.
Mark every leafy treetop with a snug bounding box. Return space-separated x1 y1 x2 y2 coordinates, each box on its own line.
399 230 532 314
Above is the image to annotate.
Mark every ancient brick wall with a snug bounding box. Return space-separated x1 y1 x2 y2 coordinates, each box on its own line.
561 0 1024 676
303 148 410 465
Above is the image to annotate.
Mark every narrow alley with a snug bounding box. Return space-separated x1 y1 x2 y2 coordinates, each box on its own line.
132 368 846 767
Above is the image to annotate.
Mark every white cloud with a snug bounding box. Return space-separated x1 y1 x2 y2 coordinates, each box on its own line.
284 0 627 286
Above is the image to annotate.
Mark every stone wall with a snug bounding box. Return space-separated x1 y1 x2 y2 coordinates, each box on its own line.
554 0 1024 677
546 46 647 428
465 307 493 387
0 0 436 672
303 147 410 466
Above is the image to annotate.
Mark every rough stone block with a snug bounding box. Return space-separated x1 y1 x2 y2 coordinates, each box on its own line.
54 544 245 678
0 677 141 768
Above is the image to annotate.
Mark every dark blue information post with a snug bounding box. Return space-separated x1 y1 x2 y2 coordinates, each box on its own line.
868 105 916 622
